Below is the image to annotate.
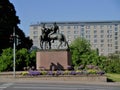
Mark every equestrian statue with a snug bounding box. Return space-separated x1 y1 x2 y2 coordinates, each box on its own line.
39 22 69 49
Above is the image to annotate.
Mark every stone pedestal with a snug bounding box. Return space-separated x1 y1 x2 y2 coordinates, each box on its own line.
36 49 71 70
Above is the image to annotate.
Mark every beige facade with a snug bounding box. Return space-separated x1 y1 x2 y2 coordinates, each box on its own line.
30 21 120 56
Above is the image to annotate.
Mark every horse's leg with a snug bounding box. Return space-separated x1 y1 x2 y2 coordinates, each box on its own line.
40 41 43 49
40 37 43 49
65 41 69 49
58 40 62 49
44 41 46 50
62 35 69 49
49 41 51 49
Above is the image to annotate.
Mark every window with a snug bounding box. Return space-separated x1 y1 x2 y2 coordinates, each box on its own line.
107 30 112 34
115 37 118 40
94 25 97 29
94 30 97 34
74 26 78 29
60 26 64 29
101 44 104 47
100 25 104 29
108 39 112 43
67 35 71 39
74 35 78 39
67 26 71 29
115 46 118 49
101 35 104 38
101 39 104 43
74 30 79 34
86 30 90 34
80 25 84 28
33 36 38 39
107 25 112 29
86 35 90 38
80 33 84 37
110 35 112 38
67 30 71 34
115 32 118 36
115 41 118 45
33 26 38 29
101 30 104 33
94 39 97 43
81 28 84 32
107 30 109 33
86 25 90 29
33 31 38 35
115 27 118 32
94 35 97 38
115 24 118 27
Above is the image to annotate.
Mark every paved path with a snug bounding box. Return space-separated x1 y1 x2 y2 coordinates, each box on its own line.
0 82 120 90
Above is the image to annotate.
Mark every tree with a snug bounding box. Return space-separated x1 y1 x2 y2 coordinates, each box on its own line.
69 37 107 70
69 37 91 66
0 0 33 53
16 48 36 71
0 48 36 71
0 48 13 71
0 0 19 52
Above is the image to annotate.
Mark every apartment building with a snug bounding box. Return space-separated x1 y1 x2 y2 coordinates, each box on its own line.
30 21 120 56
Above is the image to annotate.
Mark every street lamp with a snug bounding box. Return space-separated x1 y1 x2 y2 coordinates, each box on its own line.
13 27 16 77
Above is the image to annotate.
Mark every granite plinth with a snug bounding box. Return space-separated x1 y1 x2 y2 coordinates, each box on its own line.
36 49 71 70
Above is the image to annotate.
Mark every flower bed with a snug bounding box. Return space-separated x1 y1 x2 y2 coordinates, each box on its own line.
21 70 105 76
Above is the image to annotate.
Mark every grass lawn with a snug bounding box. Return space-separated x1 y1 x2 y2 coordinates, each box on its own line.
106 73 120 82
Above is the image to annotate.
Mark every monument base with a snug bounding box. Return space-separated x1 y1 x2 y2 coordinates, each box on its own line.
36 49 71 70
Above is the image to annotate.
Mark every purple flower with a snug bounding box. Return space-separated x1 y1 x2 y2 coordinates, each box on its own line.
28 70 40 76
47 71 54 75
56 70 63 75
97 71 105 75
70 71 76 75
86 65 94 69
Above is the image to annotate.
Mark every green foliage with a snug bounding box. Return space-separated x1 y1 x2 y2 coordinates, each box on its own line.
16 48 29 71
103 59 120 74
0 0 33 53
70 37 120 74
16 48 36 71
70 37 91 66
69 37 102 68
0 48 13 71
69 37 120 74
0 48 36 71
107 73 120 82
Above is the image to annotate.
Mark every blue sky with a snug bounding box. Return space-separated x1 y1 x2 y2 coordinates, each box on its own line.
9 0 120 36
